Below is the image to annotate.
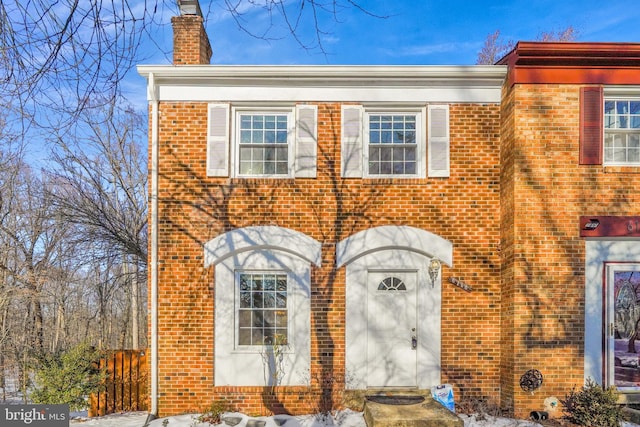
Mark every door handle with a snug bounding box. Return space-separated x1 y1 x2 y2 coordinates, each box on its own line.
411 328 417 350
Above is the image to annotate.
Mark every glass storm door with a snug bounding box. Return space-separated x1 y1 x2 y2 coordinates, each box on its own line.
367 270 418 387
606 263 640 391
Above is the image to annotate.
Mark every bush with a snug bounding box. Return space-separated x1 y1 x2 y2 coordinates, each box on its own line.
561 378 622 426
30 342 104 411
196 400 232 425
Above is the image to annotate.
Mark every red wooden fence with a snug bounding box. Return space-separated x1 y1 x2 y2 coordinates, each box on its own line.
89 350 148 417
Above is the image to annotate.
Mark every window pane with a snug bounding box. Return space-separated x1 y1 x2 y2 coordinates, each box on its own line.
370 130 381 143
276 130 288 143
276 292 286 308
275 310 287 325
253 311 264 327
264 276 275 290
276 161 288 175
264 293 275 308
252 293 263 308
265 130 275 143
264 116 276 129
240 130 252 143
240 292 251 308
605 101 616 114
620 116 629 128
252 329 264 345
263 310 275 327
630 135 640 162
406 146 416 161
239 328 251 345
405 161 416 174
380 161 392 174
239 310 251 327
380 146 392 161
275 329 288 344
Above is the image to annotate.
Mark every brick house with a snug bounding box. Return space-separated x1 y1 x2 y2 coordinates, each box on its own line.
137 6 640 419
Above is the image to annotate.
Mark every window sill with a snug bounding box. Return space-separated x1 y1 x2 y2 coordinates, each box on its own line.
362 177 428 185
229 178 296 185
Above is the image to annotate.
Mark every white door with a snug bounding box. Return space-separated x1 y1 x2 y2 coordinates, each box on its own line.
367 270 418 387
605 263 640 391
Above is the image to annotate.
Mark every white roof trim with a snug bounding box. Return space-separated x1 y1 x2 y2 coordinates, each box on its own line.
137 65 506 103
204 226 322 267
336 225 453 268
138 64 506 80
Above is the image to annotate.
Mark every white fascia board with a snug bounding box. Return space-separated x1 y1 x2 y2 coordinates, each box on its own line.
137 65 507 103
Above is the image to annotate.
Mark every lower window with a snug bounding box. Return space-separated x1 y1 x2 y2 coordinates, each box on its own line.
238 272 288 346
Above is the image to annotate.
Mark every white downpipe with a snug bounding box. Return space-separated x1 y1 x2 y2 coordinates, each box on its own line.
149 72 159 418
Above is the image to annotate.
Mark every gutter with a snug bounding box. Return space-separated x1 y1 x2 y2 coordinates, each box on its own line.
144 71 159 425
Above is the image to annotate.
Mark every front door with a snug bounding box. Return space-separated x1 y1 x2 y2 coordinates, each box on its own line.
367 270 418 387
605 263 640 391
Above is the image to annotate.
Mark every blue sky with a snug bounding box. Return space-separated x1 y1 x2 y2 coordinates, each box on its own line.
138 0 640 69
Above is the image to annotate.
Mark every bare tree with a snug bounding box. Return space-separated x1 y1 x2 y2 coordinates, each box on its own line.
0 0 385 137
49 101 148 349
218 0 388 55
476 26 578 64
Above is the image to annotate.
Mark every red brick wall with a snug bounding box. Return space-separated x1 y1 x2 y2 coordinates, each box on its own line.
500 83 640 418
153 101 503 416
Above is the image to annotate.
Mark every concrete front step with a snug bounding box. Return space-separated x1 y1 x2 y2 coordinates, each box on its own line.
364 396 463 427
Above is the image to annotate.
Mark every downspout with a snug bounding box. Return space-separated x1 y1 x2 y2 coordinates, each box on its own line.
145 71 159 425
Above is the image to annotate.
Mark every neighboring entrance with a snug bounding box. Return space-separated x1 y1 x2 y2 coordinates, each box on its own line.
367 270 418 387
605 263 640 391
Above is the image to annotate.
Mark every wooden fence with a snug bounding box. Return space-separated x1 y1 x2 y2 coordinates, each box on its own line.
89 350 148 417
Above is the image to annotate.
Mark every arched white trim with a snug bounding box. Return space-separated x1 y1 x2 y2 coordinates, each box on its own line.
204 225 322 267
336 225 452 268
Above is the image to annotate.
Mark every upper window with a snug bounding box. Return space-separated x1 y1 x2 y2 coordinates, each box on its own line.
236 111 293 176
206 104 317 178
367 114 418 176
341 105 448 178
604 99 640 165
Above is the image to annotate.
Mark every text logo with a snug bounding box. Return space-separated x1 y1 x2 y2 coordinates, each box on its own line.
1 405 69 427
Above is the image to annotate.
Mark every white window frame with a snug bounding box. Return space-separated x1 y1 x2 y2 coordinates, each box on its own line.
234 269 291 350
232 107 295 178
363 108 426 178
603 96 640 166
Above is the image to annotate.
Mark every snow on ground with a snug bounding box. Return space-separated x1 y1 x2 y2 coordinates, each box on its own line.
69 410 640 427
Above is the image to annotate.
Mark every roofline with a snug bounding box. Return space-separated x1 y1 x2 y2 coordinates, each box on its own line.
498 41 640 65
137 64 507 82
498 41 640 86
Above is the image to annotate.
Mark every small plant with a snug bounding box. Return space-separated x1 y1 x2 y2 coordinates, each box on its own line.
195 400 232 425
560 378 622 426
30 341 104 411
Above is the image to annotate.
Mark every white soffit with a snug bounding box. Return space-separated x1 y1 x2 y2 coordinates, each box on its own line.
137 65 507 103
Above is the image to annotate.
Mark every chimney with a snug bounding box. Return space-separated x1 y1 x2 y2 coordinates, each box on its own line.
172 0 212 65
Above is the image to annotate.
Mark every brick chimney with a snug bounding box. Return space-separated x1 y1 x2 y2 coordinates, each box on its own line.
172 0 212 65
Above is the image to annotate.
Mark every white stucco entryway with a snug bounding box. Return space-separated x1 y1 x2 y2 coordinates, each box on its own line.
337 225 453 389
